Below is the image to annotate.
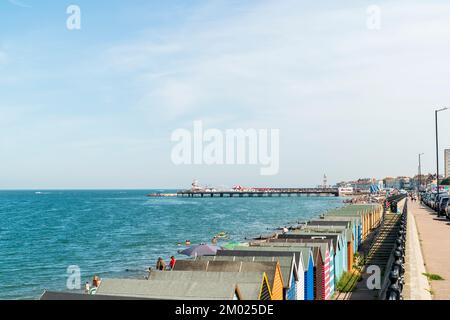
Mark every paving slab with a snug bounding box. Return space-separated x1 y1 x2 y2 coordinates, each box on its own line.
403 202 432 300
407 201 449 299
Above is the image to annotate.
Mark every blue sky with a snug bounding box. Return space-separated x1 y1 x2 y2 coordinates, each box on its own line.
1 0 450 189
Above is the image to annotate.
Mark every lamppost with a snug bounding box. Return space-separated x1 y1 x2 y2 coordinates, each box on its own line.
418 153 424 192
435 107 448 216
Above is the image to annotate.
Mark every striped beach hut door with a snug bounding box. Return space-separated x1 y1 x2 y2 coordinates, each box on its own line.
324 248 330 300
296 254 305 300
329 247 335 297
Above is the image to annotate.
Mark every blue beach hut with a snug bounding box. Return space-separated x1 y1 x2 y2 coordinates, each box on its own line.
302 248 315 300
249 243 316 300
266 239 333 299
290 229 349 274
228 246 314 300
320 216 362 251
279 232 347 282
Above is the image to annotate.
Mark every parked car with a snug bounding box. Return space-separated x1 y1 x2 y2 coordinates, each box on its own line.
428 193 436 208
422 193 429 206
445 201 450 220
432 193 448 214
438 196 450 216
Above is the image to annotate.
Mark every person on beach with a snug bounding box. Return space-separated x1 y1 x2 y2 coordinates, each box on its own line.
185 240 191 246
156 257 166 271
211 236 218 244
84 282 90 294
92 275 101 287
282 226 288 234
169 256 176 270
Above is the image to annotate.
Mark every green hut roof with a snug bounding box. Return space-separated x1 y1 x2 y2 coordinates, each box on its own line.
200 255 296 289
265 240 329 262
268 232 342 252
96 278 240 300
300 225 353 242
173 260 278 289
148 271 267 300
233 246 314 272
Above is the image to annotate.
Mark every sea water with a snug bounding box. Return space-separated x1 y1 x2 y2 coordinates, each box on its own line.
0 190 344 299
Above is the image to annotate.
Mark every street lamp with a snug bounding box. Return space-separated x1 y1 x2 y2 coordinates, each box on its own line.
418 153 424 192
435 107 448 216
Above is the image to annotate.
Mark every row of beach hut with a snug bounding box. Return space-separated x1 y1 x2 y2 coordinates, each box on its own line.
41 204 383 300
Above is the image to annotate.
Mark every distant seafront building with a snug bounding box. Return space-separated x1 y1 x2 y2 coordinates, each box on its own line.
336 176 421 192
383 176 411 190
445 149 450 178
336 178 381 193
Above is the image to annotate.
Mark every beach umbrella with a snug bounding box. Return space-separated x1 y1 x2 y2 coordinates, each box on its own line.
179 244 222 257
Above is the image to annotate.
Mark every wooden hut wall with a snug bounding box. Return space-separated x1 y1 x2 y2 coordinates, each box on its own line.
313 248 325 300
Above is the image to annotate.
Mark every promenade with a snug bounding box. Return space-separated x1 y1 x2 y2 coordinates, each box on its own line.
406 201 449 299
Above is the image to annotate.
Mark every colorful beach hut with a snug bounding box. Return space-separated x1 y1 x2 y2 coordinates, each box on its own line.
173 260 284 300
300 225 354 272
310 247 325 300
287 229 348 272
308 219 358 252
148 270 272 300
278 231 347 281
253 242 325 300
319 216 362 250
229 246 314 300
266 238 335 299
216 249 300 300
95 278 243 300
323 204 382 241
266 240 331 300
201 255 297 301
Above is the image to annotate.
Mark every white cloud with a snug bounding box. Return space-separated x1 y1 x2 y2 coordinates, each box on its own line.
106 1 450 125
101 0 450 184
7 0 31 8
4 1 450 187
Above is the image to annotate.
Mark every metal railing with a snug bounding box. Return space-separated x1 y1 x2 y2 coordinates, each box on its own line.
382 199 407 300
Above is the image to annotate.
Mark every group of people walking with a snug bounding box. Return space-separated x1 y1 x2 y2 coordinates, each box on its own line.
408 192 418 202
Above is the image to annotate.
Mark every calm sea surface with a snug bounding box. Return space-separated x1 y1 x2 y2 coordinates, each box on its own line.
0 190 344 299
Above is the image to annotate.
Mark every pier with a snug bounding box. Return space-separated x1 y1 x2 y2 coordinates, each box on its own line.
177 188 340 197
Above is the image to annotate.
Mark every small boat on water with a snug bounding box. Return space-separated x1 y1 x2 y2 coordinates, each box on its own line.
215 231 229 239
